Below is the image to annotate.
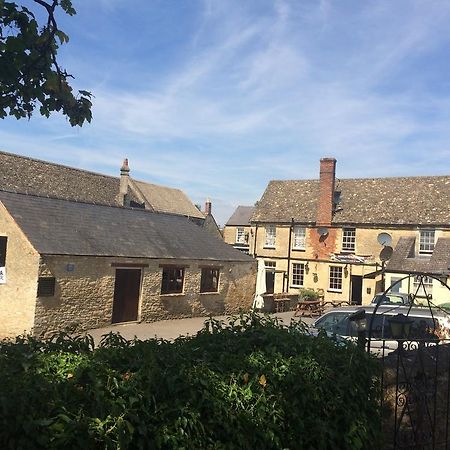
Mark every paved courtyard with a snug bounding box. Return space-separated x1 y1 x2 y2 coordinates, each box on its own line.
86 311 316 344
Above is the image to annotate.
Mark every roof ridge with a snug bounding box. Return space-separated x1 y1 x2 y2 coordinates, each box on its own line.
269 174 450 183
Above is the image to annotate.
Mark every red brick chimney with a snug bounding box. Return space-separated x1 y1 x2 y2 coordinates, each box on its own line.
204 197 212 215
316 157 336 227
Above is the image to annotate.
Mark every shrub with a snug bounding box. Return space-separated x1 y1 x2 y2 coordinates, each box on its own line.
0 314 381 449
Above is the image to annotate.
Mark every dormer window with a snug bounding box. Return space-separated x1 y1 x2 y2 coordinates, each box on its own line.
419 230 435 255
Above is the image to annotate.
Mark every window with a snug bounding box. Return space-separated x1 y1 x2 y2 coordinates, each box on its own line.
0 236 6 267
293 226 306 250
37 277 56 297
235 227 246 244
413 275 433 298
161 267 184 294
265 261 276 270
329 266 343 292
419 230 435 254
200 268 220 293
342 228 356 252
292 263 305 287
265 225 276 248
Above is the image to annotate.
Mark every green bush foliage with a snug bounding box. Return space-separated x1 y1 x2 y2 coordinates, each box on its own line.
0 314 381 449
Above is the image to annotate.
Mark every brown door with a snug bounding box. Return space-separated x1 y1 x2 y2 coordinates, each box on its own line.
112 269 141 323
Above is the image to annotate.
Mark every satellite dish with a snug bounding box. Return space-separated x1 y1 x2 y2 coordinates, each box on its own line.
377 232 392 246
379 246 393 261
317 227 329 237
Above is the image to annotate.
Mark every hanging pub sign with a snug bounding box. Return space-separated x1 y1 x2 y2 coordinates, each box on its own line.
0 267 5 284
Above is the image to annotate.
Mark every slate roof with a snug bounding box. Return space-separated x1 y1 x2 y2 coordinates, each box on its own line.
226 206 255 226
386 237 450 275
0 191 252 262
252 176 450 226
0 151 203 219
0 150 130 205
131 180 204 219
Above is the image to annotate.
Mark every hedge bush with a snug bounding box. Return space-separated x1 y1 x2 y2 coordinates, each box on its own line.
0 314 381 449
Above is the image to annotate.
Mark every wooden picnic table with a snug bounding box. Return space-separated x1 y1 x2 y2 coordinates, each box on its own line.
294 299 325 318
323 299 352 308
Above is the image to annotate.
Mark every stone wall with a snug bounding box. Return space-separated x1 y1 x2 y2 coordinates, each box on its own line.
0 202 40 338
254 223 450 305
33 255 256 337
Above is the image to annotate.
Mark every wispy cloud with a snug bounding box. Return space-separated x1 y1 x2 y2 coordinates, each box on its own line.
3 0 450 225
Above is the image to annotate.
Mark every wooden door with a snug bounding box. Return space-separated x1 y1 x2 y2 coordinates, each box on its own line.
351 275 363 305
112 269 141 323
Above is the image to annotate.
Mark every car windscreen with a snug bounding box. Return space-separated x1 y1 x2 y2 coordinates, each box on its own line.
314 312 351 336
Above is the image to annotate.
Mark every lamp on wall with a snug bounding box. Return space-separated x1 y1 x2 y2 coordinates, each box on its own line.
344 264 349 278
305 261 310 274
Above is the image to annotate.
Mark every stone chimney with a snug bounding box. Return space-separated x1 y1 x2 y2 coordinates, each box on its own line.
316 157 336 227
204 197 212 215
119 158 130 206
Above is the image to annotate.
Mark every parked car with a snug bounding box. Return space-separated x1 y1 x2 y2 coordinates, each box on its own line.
370 292 412 305
312 305 450 353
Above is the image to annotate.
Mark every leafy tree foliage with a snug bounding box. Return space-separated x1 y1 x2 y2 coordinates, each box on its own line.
0 0 92 126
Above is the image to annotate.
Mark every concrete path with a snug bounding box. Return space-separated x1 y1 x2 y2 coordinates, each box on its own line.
86 311 316 344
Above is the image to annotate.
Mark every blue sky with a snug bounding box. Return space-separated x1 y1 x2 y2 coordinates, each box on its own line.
2 0 450 225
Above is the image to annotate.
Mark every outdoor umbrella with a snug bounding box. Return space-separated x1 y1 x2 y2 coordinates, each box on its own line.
252 259 266 310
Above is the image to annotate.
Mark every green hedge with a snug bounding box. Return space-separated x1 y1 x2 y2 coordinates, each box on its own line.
0 314 381 449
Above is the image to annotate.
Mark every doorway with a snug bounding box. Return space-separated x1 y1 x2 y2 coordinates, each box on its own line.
112 268 141 323
351 275 363 305
265 261 276 294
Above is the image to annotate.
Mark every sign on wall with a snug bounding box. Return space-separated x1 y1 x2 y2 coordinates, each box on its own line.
0 267 5 284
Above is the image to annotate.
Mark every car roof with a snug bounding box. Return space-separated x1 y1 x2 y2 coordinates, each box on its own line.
320 304 449 319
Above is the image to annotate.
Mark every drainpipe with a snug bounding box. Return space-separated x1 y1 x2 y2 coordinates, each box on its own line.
286 218 294 293
253 224 258 257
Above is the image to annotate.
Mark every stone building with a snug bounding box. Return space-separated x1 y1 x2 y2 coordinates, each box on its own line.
0 191 255 338
223 206 255 253
250 158 450 305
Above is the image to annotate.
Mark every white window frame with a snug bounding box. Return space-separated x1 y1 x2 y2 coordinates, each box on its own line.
265 225 276 248
413 275 433 298
419 229 435 255
329 266 343 292
235 227 246 244
342 228 356 253
293 226 306 250
291 263 305 287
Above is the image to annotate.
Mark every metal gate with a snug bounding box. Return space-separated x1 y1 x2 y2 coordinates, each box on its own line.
367 274 450 450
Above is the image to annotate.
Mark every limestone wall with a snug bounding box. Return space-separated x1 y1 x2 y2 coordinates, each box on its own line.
254 223 450 305
0 203 40 338
33 255 256 337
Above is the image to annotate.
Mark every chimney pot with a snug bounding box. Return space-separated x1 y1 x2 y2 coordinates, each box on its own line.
121 158 130 173
204 197 212 215
316 157 336 227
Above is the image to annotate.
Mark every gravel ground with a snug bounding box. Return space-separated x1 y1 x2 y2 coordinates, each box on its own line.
85 311 316 344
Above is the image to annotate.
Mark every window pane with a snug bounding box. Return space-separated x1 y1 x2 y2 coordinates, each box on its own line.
200 268 220 293
161 267 184 294
342 228 356 252
293 226 306 250
0 236 7 267
329 266 343 291
292 263 304 287
236 227 245 244
37 277 56 297
265 225 276 247
419 230 435 254
413 275 433 297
